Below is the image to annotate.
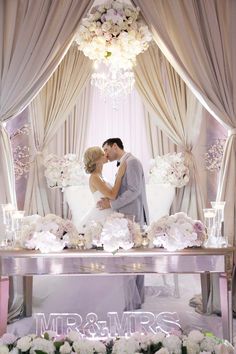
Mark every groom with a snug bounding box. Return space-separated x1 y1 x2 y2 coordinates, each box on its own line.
98 137 149 226
97 138 149 308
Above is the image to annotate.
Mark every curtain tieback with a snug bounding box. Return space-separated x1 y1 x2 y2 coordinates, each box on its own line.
35 151 43 156
0 121 7 129
228 128 236 137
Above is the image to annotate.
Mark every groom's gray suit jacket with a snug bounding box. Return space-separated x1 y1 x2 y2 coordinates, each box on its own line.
110 153 149 225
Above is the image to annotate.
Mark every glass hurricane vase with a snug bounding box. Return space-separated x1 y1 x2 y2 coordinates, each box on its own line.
210 201 227 247
203 208 217 247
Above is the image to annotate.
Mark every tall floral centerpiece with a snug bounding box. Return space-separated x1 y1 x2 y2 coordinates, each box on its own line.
148 153 190 188
75 0 152 100
44 154 87 189
147 153 190 223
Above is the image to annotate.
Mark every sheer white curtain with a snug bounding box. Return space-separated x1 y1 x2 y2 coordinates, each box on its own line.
0 0 93 205
85 83 151 184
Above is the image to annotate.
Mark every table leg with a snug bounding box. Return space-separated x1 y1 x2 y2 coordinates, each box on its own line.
219 273 233 343
0 276 9 336
200 272 210 313
23 276 33 317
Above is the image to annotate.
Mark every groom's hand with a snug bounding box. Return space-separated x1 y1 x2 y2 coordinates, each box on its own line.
97 198 111 209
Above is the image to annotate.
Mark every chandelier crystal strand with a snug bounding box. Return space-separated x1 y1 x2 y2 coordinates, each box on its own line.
91 65 135 100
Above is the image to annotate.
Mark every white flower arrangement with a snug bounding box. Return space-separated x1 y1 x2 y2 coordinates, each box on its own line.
20 212 142 253
44 154 87 189
148 153 190 188
0 330 234 354
75 0 152 69
21 214 80 253
84 212 142 253
147 212 206 252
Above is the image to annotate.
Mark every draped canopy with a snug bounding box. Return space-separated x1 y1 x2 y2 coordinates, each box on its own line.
1 0 235 246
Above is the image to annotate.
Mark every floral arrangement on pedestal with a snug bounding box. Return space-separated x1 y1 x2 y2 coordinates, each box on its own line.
44 154 87 189
83 212 142 253
0 330 234 354
75 0 152 69
148 153 190 188
147 212 206 251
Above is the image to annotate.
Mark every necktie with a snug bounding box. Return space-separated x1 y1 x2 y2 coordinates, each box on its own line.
116 161 120 167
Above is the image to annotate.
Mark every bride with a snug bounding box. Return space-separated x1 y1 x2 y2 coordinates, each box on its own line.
31 147 141 332
78 146 126 231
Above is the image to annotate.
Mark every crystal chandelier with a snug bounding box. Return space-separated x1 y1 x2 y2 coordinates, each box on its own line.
91 64 135 102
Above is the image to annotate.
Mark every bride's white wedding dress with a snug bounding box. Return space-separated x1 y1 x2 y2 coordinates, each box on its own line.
32 188 141 330
76 189 113 232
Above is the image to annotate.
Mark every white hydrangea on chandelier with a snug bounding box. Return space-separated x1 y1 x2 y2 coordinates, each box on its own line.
75 0 152 69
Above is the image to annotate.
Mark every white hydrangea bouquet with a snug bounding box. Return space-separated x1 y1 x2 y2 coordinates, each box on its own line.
44 154 87 189
75 0 152 69
149 153 190 188
0 330 234 354
147 212 206 251
83 212 142 253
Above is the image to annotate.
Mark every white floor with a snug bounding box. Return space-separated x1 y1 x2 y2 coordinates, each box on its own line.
7 274 236 343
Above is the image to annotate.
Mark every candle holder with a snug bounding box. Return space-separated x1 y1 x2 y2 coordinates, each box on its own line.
0 204 16 247
11 210 25 247
210 201 227 247
203 208 217 247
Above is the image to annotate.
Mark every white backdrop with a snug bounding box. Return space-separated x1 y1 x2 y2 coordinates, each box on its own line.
85 84 151 184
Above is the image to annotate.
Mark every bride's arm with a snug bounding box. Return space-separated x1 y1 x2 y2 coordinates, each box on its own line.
91 163 126 200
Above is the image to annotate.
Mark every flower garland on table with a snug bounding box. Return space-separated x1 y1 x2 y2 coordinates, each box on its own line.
44 154 87 189
149 153 189 188
21 213 142 253
75 0 152 69
147 212 206 252
0 330 234 354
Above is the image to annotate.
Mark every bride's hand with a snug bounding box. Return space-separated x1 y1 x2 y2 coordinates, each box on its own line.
117 161 126 178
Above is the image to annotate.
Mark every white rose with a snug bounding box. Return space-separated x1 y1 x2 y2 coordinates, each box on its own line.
16 336 32 352
59 342 72 354
155 349 169 354
66 331 82 343
101 21 112 32
9 348 18 354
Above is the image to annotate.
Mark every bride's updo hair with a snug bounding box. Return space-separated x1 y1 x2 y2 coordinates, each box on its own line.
83 146 105 174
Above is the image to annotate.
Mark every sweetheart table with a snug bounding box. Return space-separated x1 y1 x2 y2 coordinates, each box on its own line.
0 247 235 342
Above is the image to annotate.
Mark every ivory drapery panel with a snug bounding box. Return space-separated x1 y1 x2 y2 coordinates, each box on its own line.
0 0 93 205
133 0 236 245
135 44 204 219
145 114 177 158
0 124 16 205
24 47 92 215
47 84 91 217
